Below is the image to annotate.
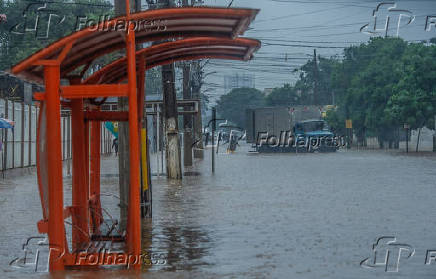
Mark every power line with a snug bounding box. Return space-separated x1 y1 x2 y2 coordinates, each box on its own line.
20 0 113 8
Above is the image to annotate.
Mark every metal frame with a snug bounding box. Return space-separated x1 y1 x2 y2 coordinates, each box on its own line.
11 6 260 272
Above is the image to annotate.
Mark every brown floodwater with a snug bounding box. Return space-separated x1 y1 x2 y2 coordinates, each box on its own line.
1 144 436 278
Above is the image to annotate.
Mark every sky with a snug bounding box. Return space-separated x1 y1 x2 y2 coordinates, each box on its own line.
196 0 436 103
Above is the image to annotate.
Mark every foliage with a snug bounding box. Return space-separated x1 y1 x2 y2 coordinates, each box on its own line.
216 87 264 129
0 0 113 70
265 83 299 106
294 56 339 105
325 37 436 146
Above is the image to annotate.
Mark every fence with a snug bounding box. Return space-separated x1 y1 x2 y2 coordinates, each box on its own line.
352 127 435 152
0 98 114 176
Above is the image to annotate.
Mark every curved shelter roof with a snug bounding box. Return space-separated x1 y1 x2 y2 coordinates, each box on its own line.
11 7 258 83
84 37 261 85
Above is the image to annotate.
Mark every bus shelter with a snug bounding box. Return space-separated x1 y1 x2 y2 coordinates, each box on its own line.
11 7 259 271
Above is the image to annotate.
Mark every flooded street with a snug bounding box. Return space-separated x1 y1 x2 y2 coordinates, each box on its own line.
1 145 436 278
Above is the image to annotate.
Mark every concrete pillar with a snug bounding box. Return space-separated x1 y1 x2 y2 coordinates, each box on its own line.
162 63 182 179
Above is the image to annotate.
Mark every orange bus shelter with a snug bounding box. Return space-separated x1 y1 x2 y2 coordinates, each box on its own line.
11 7 259 271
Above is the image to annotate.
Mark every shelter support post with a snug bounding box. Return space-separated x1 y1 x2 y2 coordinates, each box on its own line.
126 25 141 267
90 115 102 233
71 98 90 251
44 64 66 271
137 57 151 218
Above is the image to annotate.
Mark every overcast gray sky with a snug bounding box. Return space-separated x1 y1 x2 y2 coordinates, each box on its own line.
198 0 436 103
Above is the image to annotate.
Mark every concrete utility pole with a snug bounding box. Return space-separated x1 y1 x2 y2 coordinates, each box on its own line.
114 0 141 231
159 0 182 180
182 64 193 167
162 63 182 179
182 0 193 167
192 61 204 159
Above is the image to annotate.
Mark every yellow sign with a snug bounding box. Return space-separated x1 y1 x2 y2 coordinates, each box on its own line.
345 119 352 129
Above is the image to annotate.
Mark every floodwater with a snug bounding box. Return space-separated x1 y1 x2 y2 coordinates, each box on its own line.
1 144 436 278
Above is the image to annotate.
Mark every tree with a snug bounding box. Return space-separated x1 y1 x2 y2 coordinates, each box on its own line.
385 43 436 134
216 87 264 129
326 38 411 147
265 83 299 106
323 37 436 149
0 0 113 70
294 55 339 105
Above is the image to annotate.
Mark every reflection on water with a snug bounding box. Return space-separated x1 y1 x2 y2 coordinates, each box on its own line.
1 145 436 278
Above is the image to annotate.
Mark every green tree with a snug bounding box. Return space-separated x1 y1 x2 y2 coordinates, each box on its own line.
265 83 299 106
386 43 436 132
294 55 339 105
327 38 410 146
216 87 264 129
0 0 113 70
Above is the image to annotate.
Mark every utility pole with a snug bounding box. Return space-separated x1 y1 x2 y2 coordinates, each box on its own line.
159 0 182 179
182 64 193 166
313 49 319 106
192 61 204 159
182 0 193 167
114 0 141 230
162 63 182 179
211 107 216 173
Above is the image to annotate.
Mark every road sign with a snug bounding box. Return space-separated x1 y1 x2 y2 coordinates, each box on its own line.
346 119 352 129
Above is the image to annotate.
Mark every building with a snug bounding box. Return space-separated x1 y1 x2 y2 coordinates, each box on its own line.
224 73 255 93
